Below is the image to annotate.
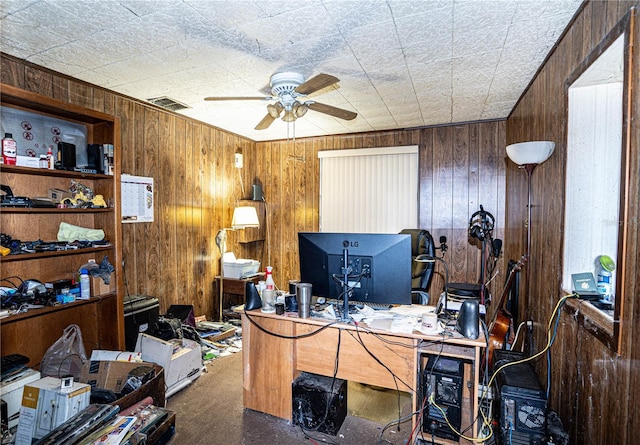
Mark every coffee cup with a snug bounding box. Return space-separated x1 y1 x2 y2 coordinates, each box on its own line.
421 312 439 332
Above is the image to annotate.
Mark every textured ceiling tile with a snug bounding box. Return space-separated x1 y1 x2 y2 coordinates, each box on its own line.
99 53 168 86
452 1 517 57
388 0 453 19
49 0 153 28
0 0 583 141
237 5 332 48
185 0 266 29
0 0 39 15
323 0 393 30
27 51 92 77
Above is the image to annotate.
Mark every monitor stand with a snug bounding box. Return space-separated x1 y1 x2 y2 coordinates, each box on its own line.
340 248 352 322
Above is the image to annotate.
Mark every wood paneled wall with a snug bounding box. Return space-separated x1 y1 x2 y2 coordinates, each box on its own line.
506 2 640 444
255 122 507 301
1 54 260 319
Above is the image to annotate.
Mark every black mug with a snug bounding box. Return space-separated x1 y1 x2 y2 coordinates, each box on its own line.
285 294 298 312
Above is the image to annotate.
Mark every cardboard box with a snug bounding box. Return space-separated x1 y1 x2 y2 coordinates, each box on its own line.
47 188 72 202
77 360 165 410
135 334 202 398
15 156 40 168
14 377 90 444
90 275 116 296
0 368 41 429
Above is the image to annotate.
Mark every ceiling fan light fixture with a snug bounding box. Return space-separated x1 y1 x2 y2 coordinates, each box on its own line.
293 102 308 118
282 109 296 122
267 102 283 118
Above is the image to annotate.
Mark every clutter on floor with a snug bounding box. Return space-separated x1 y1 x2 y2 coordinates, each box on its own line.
0 303 244 444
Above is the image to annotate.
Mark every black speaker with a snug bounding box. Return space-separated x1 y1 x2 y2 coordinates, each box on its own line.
245 281 262 311
292 372 347 436
57 141 76 170
87 143 104 173
456 299 479 339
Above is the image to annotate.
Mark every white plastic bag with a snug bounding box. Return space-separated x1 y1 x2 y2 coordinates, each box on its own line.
40 324 87 378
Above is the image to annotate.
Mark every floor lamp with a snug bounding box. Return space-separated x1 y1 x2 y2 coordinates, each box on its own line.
215 205 260 322
506 141 555 352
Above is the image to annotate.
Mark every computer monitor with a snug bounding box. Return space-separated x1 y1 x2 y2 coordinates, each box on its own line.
298 232 412 313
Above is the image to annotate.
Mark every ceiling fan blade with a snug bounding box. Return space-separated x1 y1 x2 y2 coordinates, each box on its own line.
295 73 339 95
255 113 276 130
204 96 271 101
307 102 357 121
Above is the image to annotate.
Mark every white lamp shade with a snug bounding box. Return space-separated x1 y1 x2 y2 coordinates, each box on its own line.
231 206 260 229
506 141 555 166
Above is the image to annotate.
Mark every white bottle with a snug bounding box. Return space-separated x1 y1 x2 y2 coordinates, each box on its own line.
79 268 91 300
46 145 55 169
265 266 275 290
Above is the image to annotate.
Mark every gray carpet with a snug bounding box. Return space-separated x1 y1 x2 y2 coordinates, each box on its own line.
166 352 414 445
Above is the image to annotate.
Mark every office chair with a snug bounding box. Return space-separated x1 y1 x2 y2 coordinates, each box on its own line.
399 229 435 304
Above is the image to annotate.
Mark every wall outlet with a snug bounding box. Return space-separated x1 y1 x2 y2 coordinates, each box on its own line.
234 153 243 168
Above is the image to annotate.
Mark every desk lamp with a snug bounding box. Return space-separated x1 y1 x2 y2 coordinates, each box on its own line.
216 206 260 321
506 141 555 333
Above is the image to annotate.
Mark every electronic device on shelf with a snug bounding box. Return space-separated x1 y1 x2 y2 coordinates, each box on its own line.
73 167 98 174
298 232 412 319
0 184 31 207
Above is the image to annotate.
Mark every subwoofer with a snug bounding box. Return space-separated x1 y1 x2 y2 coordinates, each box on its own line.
292 372 347 436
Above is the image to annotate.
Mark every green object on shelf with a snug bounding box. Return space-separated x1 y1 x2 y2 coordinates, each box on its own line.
599 255 615 272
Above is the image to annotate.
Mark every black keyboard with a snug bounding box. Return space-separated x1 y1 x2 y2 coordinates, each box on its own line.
361 302 392 310
326 299 392 311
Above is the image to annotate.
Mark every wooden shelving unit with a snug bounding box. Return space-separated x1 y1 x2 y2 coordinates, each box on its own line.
0 83 124 367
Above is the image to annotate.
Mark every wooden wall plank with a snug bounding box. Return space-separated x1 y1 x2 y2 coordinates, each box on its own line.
159 112 178 306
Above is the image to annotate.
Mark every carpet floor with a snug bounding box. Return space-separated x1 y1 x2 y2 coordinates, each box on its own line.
165 351 414 445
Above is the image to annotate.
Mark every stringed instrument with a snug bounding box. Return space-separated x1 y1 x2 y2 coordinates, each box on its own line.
485 255 527 370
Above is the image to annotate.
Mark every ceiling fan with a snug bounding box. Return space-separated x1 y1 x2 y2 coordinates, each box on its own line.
204 72 357 130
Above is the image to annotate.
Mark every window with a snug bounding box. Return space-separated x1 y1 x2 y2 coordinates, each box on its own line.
319 146 418 233
562 10 634 352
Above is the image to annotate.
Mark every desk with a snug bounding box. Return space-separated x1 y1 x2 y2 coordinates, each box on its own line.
241 310 486 444
213 275 263 320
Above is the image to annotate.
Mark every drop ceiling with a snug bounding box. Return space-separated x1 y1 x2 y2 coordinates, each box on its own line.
0 0 583 142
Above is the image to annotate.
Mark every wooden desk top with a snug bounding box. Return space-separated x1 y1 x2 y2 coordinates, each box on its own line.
241 308 486 347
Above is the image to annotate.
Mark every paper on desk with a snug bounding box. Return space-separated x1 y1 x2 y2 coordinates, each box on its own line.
389 304 436 316
363 314 420 334
367 318 394 330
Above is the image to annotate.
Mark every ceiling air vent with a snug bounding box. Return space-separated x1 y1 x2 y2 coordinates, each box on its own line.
147 96 190 111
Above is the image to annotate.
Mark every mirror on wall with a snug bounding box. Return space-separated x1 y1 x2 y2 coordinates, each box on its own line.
562 10 633 351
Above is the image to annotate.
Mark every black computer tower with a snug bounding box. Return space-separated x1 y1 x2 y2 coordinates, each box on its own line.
123 294 159 352
422 356 464 441
292 372 347 436
493 351 547 445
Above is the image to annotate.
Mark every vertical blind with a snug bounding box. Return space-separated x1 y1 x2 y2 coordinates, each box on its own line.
319 146 418 233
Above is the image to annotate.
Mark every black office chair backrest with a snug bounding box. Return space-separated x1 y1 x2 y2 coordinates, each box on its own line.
399 229 436 292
